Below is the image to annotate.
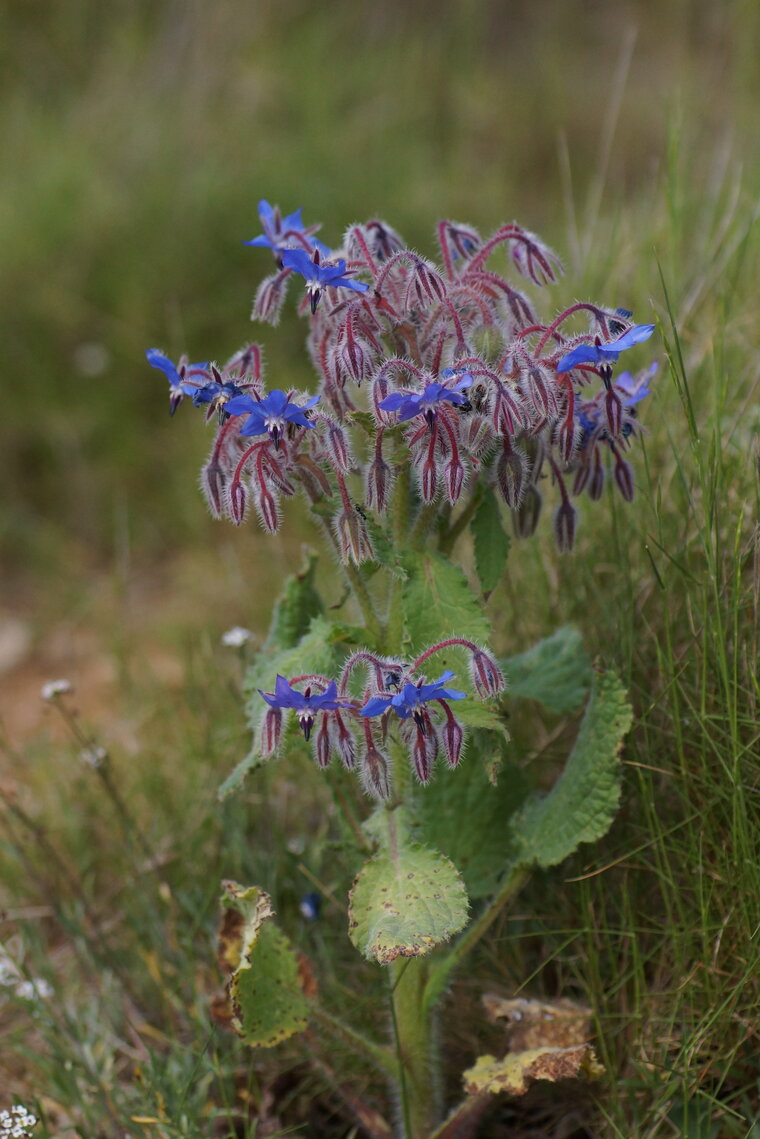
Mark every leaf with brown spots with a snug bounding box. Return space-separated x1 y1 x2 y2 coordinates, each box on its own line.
217 881 312 1047
348 819 468 965
462 1044 604 1097
482 994 593 1050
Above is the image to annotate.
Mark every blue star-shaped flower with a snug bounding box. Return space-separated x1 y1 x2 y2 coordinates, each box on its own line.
280 248 369 313
189 378 248 422
615 362 658 407
556 323 655 373
243 199 330 256
360 671 466 720
225 388 320 449
146 348 208 415
379 376 472 426
259 675 345 740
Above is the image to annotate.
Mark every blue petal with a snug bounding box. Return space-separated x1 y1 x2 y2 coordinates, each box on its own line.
243 235 275 248
360 695 393 717
556 344 601 372
379 392 408 412
225 394 257 416
281 207 305 231
608 323 655 352
281 248 316 279
146 349 180 382
257 199 275 225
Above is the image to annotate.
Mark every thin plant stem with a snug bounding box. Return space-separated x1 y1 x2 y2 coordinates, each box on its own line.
312 1005 396 1079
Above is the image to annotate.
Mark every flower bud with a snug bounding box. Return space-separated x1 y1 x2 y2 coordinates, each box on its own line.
365 453 393 513
512 485 542 538
613 455 634 502
420 457 438 502
259 707 283 756
334 506 374 564
496 445 528 508
493 387 523 437
314 717 332 768
333 711 357 770
554 499 577 552
441 710 465 768
557 416 578 464
254 485 281 533
228 481 247 526
588 451 605 500
361 742 391 800
405 256 447 308
523 364 558 419
252 271 287 325
326 420 353 472
461 413 493 457
444 455 465 504
410 715 439 784
469 649 505 698
340 333 374 384
202 460 226 519
605 389 622 438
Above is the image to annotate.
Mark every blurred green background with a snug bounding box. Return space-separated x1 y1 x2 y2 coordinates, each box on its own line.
2 0 758 598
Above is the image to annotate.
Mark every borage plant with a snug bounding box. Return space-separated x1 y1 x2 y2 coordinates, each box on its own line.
149 200 655 1138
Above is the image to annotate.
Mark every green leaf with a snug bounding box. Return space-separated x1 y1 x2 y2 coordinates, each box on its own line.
364 517 408 581
471 487 510 595
462 1044 604 1097
218 882 311 1047
503 627 592 715
418 748 530 898
264 550 323 651
402 553 490 654
510 669 632 868
217 750 275 801
348 813 469 963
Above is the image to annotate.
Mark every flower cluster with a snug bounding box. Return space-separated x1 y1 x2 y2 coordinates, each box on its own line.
149 202 655 553
257 639 504 798
0 1107 37 1139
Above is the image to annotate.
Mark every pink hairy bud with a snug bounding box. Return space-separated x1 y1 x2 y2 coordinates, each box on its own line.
202 460 225 518
365 453 393 513
252 271 288 325
333 711 357 770
228 481 247 526
340 332 374 384
326 420 353 472
554 499 577 552
421 457 438 502
557 416 578 464
294 454 332 500
441 710 465 768
523 364 558 419
409 715 439 784
461 413 493 457
255 485 281 533
614 455 635 502
444 455 466 504
496 445 528 509
334 506 374 564
469 649 505 699
259 707 283 756
405 256 447 309
588 451 605 501
513 485 542 538
605 390 622 438
314 717 332 768
361 742 391 800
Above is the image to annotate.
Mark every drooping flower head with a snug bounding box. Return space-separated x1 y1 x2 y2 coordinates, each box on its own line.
379 376 473 428
243 198 330 256
225 389 320 449
360 670 466 731
146 348 209 415
280 248 370 313
259 675 346 741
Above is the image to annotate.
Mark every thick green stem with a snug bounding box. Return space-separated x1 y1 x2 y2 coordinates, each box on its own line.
423 864 529 1015
390 957 438 1139
385 460 412 653
437 485 483 557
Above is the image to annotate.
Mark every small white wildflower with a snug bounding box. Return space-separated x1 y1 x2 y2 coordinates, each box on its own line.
14 978 53 1002
80 746 108 769
0 1104 38 1138
221 626 253 648
40 678 72 701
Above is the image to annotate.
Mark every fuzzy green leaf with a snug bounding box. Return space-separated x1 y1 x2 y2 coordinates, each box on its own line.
510 669 632 868
418 748 529 898
348 818 469 963
402 553 490 654
264 550 323 651
471 487 510 595
503 627 591 715
218 882 310 1047
217 750 274 801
